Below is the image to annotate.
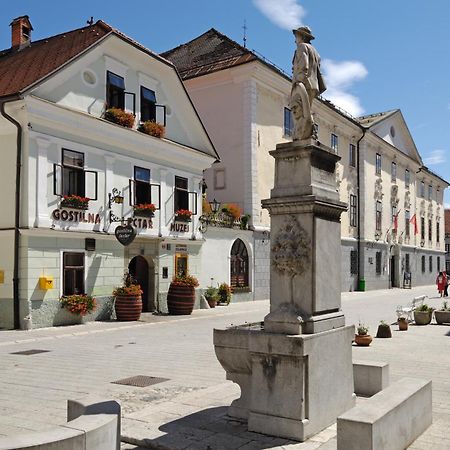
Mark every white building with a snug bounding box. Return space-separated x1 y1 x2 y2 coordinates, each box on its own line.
163 29 448 294
0 17 218 329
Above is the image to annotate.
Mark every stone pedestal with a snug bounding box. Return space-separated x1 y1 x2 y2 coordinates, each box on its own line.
214 139 355 441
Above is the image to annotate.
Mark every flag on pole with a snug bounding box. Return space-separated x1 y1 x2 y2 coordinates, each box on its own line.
410 214 418 235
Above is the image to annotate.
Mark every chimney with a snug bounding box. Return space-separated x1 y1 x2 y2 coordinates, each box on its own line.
10 15 33 49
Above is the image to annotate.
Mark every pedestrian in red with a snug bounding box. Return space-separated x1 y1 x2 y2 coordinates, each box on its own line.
436 271 446 297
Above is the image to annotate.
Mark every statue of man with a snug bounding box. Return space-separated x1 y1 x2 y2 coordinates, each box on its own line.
290 26 326 141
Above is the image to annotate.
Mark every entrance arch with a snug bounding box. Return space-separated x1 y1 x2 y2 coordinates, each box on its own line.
128 256 155 312
230 239 249 288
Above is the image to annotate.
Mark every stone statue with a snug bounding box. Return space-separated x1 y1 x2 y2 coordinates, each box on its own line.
290 26 326 141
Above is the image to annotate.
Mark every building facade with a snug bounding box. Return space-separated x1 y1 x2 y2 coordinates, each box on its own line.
163 29 448 294
0 17 218 329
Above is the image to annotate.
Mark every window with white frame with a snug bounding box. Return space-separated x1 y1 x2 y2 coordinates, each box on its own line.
331 133 338 153
349 194 357 227
174 176 189 213
405 210 410 237
106 71 125 109
405 169 410 188
140 86 156 122
376 201 382 231
420 181 425 197
376 153 382 175
428 185 432 201
391 161 397 182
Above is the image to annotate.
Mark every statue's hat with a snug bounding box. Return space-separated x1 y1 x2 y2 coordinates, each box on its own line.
293 26 315 41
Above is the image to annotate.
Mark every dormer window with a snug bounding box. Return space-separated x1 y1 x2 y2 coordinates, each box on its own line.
106 71 125 109
141 87 156 122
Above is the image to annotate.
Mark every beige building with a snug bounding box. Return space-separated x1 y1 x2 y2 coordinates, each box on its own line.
163 29 448 292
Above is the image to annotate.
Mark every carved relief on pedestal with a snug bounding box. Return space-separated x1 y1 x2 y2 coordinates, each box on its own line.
390 185 399 207
420 199 426 215
335 162 343 190
272 215 311 277
427 202 433 219
374 178 383 201
404 191 411 209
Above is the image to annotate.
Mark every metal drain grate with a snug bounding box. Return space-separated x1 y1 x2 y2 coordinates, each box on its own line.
10 349 50 356
111 375 169 387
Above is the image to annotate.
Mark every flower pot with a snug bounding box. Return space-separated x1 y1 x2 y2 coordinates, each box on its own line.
376 324 392 338
175 216 192 223
398 319 408 331
134 210 155 218
413 310 432 325
114 294 142 321
354 334 372 346
206 297 217 308
435 310 450 325
167 283 195 315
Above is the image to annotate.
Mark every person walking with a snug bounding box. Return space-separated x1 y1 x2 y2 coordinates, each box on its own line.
444 271 449 297
436 271 446 297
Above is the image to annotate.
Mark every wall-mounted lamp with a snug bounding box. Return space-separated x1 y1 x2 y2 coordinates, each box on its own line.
209 198 221 214
108 188 124 208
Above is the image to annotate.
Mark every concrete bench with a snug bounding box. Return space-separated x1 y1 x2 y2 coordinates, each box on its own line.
337 377 432 450
353 360 389 397
0 398 120 450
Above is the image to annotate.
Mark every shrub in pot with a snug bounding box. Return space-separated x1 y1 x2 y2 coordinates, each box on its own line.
435 301 450 325
217 282 232 305
398 316 408 331
167 275 199 315
376 320 392 338
138 120 165 138
354 323 372 346
413 304 433 325
204 286 219 308
113 272 143 321
105 107 135 128
60 294 96 316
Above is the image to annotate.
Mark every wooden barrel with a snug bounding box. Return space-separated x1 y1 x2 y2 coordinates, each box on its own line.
114 294 142 321
167 283 195 315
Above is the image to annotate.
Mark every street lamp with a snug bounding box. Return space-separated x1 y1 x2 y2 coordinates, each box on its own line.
209 198 221 214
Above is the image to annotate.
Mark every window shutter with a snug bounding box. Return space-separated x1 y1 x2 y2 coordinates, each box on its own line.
84 170 98 201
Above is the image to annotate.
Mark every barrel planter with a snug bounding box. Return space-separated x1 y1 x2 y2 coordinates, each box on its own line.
114 294 142 321
167 283 195 315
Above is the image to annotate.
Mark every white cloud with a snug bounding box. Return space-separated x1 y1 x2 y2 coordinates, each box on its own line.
321 59 368 117
424 149 446 166
253 0 305 30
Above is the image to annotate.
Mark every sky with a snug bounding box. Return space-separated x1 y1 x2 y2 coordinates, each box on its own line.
1 0 450 203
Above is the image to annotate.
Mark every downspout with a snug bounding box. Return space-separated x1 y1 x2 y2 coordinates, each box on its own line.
356 127 366 290
1 95 23 329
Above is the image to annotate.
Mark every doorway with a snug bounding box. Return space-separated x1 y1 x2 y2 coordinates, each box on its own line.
390 256 396 288
128 256 155 312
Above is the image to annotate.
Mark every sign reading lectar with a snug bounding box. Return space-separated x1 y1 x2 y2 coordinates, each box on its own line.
115 224 136 246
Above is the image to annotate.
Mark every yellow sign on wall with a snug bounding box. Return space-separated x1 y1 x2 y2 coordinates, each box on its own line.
39 276 54 290
0 270 4 284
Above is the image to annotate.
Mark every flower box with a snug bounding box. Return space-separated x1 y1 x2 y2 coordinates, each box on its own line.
138 121 165 138
61 195 90 210
104 108 135 128
175 209 193 222
133 203 156 218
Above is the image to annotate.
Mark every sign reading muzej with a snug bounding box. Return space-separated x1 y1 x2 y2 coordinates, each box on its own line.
52 209 101 224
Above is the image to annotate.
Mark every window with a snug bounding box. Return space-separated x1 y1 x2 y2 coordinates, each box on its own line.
428 185 432 201
376 153 382 175
429 256 433 273
376 251 382 275
174 176 189 212
438 256 441 271
391 162 397 182
106 71 125 109
405 210 410 237
63 252 84 296
230 239 249 288
141 86 156 122
421 255 426 273
62 149 85 197
331 133 339 153
405 169 410 188
376 201 382 231
350 250 358 275
405 253 410 273
420 181 425 198
428 219 432 241
284 107 293 137
437 222 440 243
445 244 450 254
349 194 357 227
421 216 425 240
214 169 226 190
349 144 356 167
134 166 151 205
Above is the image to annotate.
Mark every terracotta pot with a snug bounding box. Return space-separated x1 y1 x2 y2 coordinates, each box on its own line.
413 310 432 325
167 283 195 315
398 319 408 331
376 324 392 338
354 334 372 346
114 294 142 321
435 310 450 325
206 297 217 308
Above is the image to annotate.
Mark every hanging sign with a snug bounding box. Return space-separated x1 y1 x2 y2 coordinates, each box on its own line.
115 224 136 246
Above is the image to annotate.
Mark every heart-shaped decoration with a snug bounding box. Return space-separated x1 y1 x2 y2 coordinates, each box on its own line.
115 224 136 246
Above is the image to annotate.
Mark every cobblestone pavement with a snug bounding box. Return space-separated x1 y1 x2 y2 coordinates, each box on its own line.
0 285 449 449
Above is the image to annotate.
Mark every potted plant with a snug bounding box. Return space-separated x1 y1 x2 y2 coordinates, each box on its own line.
435 301 450 325
113 272 143 321
354 323 372 346
376 320 392 338
59 294 96 316
240 214 250 230
217 282 232 305
138 120 165 138
167 274 199 315
175 209 193 222
104 107 135 128
413 304 433 325
61 195 90 210
133 203 156 218
204 286 219 308
398 316 408 331
221 203 242 221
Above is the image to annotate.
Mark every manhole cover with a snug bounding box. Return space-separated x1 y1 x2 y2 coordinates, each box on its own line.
10 349 50 355
112 375 169 387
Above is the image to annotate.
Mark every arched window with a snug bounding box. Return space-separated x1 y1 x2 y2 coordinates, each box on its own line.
230 239 249 288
